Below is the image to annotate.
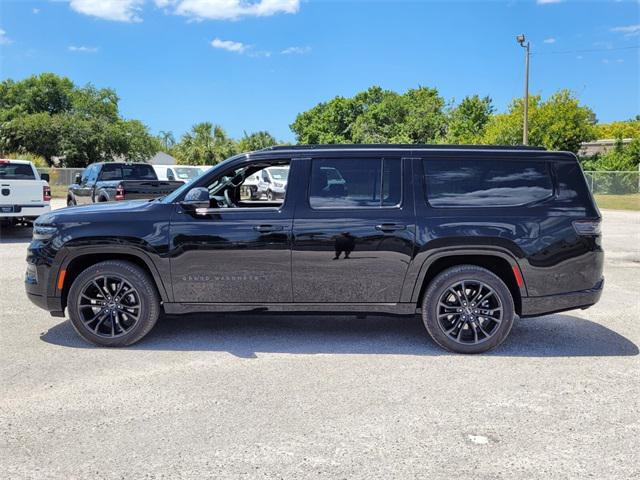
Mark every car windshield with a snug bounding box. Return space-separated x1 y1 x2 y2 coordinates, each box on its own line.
0 162 36 180
268 168 289 180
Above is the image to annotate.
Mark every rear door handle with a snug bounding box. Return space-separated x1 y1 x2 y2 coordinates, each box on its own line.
375 223 406 232
254 224 284 233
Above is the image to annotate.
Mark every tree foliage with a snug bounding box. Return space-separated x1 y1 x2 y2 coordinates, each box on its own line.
445 95 494 144
173 122 238 166
238 131 278 152
290 86 447 144
482 90 597 153
0 73 159 166
596 120 640 140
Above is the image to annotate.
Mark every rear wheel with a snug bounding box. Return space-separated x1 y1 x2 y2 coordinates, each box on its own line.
67 260 160 347
421 265 515 354
67 196 76 207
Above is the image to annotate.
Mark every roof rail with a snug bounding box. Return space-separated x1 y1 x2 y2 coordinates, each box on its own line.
259 144 546 152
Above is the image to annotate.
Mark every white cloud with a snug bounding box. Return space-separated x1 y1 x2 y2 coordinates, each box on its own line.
0 29 13 45
281 45 310 55
211 37 248 53
543 37 556 44
537 0 563 4
68 45 99 53
611 24 640 37
69 0 144 22
164 0 299 21
33 8 40 14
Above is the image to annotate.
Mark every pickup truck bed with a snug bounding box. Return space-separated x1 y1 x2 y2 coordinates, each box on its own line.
0 159 51 224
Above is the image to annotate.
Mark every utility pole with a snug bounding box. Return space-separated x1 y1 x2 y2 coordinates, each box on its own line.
516 34 530 145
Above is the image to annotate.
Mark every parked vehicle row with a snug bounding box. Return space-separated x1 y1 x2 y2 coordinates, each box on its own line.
26 145 604 353
0 159 51 226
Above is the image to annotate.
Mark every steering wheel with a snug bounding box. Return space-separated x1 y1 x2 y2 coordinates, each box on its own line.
224 188 237 208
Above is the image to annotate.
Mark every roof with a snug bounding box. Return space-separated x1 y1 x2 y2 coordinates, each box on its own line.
0 158 34 165
261 144 546 152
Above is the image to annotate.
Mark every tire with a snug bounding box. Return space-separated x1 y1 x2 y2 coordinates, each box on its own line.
67 260 160 347
67 196 76 207
421 265 515 354
266 189 274 201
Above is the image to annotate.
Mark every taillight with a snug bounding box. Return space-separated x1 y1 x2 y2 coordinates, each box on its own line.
573 219 601 236
43 185 51 202
115 184 125 201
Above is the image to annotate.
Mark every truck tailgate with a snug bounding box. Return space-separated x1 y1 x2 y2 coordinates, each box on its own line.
0 180 44 207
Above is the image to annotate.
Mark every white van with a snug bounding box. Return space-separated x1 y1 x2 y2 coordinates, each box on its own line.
0 159 51 225
240 165 290 201
152 165 205 183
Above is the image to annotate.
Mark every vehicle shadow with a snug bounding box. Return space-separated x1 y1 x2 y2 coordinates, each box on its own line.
40 313 639 358
0 225 33 244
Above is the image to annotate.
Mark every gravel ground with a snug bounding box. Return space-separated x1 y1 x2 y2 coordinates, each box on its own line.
1 202 639 479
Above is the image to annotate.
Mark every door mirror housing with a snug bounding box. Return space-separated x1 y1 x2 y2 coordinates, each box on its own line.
40 173 50 182
74 173 82 185
180 187 210 210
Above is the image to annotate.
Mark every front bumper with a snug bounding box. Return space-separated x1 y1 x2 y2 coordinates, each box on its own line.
520 278 604 317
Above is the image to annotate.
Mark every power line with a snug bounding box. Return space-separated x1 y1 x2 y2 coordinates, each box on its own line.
531 45 640 56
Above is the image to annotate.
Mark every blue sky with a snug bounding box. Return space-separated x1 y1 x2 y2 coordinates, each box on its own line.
1 0 638 142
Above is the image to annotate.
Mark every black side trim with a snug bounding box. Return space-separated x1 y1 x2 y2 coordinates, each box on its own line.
163 302 418 316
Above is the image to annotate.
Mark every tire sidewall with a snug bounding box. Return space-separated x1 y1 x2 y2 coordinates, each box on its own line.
67 261 159 347
422 267 515 354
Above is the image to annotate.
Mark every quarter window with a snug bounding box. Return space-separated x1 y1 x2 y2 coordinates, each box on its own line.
309 158 402 209
423 159 553 207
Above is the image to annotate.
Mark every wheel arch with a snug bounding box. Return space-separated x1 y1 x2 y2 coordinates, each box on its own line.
412 250 526 316
58 249 170 311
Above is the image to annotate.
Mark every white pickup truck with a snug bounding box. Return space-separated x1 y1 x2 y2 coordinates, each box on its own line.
0 159 51 226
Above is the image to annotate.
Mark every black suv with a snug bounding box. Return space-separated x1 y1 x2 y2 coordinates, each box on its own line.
26 145 604 353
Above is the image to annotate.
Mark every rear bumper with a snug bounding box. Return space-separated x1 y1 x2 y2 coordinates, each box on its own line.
520 278 604 317
0 204 50 219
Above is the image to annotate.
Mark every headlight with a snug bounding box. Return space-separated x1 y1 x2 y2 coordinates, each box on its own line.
33 224 57 240
274 182 283 188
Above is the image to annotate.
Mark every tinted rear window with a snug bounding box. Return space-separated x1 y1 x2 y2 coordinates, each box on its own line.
0 163 36 180
309 158 401 208
100 164 157 181
424 159 553 207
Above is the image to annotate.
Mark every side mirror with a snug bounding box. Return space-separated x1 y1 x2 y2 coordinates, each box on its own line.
180 187 210 211
40 173 50 182
74 173 82 185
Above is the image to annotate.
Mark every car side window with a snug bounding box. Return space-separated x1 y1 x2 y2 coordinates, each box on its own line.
309 158 401 209
423 159 553 207
166 168 175 181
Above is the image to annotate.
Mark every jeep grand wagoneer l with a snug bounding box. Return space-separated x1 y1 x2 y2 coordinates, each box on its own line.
26 145 603 353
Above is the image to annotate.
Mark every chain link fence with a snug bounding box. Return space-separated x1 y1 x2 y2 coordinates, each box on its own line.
583 171 640 195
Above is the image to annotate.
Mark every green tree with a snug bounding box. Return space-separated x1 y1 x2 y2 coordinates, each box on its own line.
596 120 640 140
174 122 238 166
0 73 158 166
290 85 447 144
237 131 278 152
158 130 176 150
445 95 494 144
482 90 597 153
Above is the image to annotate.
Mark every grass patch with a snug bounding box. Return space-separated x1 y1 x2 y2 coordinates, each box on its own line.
594 193 640 211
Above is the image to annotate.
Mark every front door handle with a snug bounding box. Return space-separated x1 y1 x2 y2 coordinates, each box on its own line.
375 223 406 232
254 224 284 233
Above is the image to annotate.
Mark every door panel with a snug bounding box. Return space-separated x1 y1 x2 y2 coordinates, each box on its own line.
292 157 415 303
168 159 300 304
169 210 293 302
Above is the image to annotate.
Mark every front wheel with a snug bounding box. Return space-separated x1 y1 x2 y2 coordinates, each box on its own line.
67 260 160 347
421 265 515 354
266 189 274 201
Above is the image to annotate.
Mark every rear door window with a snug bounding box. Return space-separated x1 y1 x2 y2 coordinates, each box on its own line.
309 158 402 209
423 159 553 207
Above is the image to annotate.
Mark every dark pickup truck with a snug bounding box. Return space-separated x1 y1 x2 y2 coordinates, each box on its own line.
67 162 184 206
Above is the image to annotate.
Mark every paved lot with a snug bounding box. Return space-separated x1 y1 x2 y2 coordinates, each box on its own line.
1 202 639 479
